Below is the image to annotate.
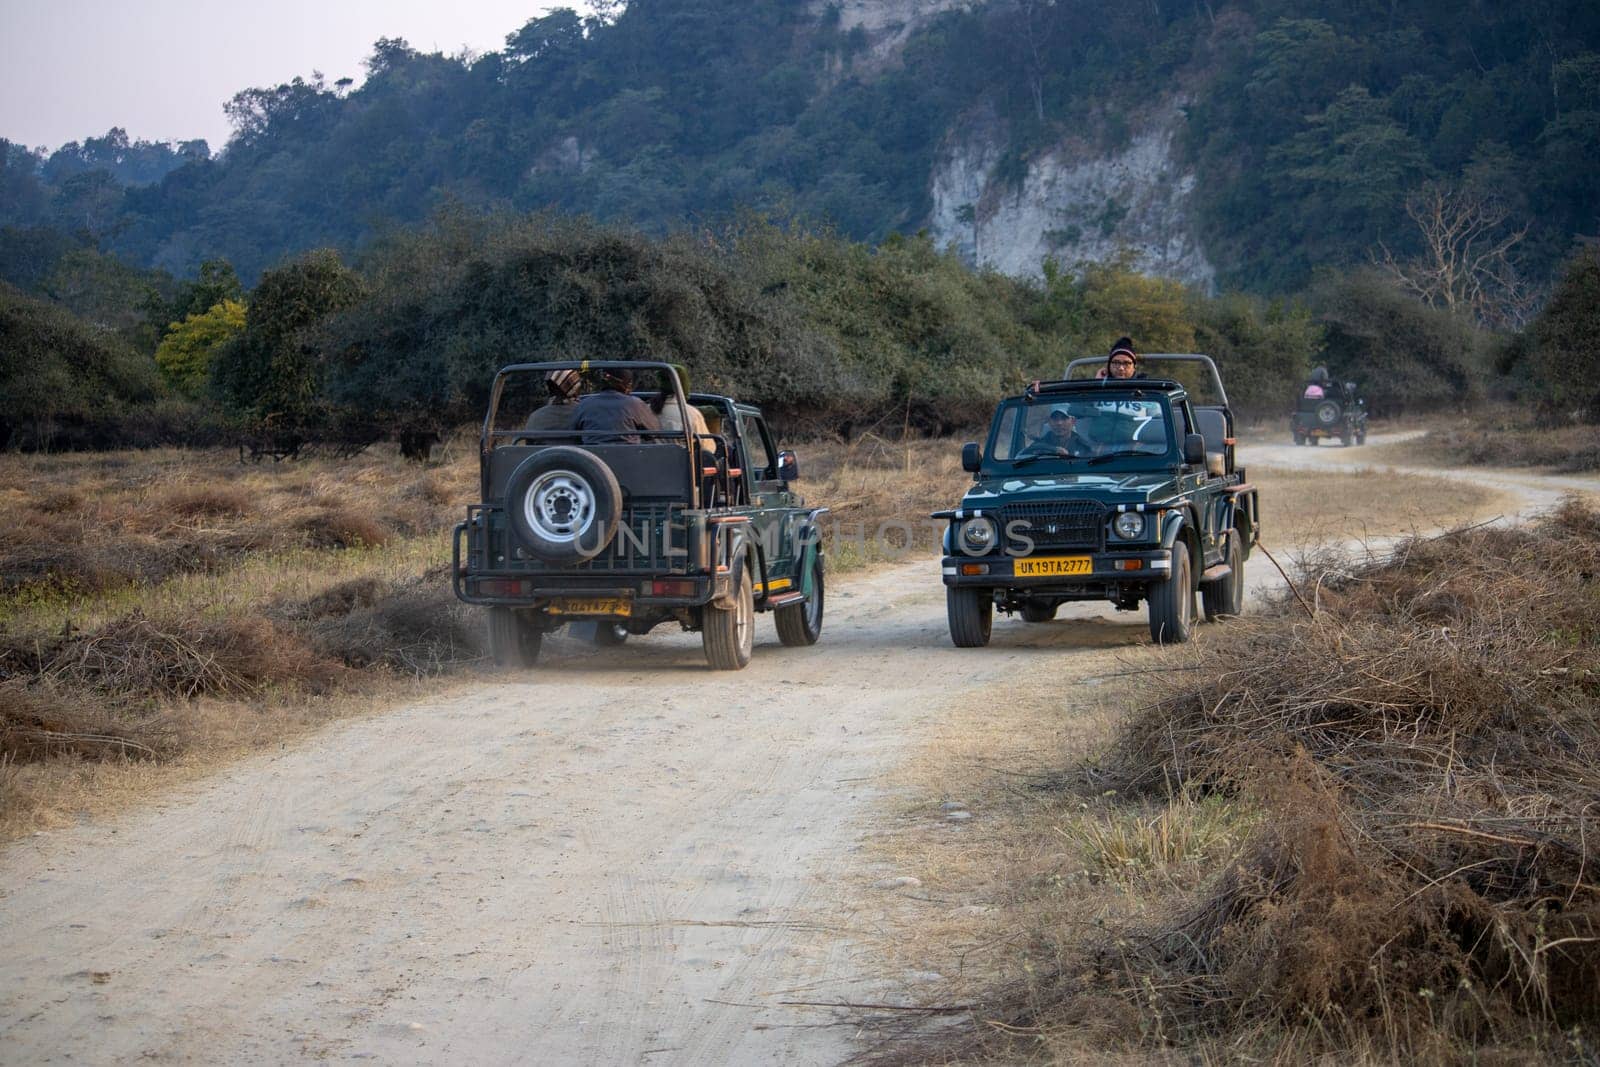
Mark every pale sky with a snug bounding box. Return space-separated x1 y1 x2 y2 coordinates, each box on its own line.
0 1 591 154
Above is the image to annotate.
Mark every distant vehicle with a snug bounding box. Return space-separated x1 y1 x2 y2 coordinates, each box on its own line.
934 354 1260 646
1291 380 1367 446
452 361 827 670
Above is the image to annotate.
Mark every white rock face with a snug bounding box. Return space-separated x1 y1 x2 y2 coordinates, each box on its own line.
929 106 1216 291
811 0 969 67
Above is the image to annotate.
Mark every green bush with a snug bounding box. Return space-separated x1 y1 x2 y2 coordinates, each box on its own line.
1519 247 1600 423
0 283 164 448
1307 269 1487 415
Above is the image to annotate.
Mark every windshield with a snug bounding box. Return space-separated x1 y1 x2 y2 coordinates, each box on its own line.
987 395 1172 470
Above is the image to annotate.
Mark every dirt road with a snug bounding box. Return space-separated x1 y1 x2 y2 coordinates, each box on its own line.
3 438 1593 1064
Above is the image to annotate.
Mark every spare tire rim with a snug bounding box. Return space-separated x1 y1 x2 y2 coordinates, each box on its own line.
524 471 596 544
1316 401 1339 424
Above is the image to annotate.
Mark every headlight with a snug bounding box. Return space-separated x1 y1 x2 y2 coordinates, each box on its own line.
960 517 998 553
1113 512 1146 540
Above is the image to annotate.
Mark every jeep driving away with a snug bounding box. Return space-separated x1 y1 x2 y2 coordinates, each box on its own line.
453 360 827 670
935 354 1260 646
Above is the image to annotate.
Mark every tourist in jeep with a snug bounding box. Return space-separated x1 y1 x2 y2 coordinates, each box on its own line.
1105 337 1143 380
524 368 583 432
574 367 659 444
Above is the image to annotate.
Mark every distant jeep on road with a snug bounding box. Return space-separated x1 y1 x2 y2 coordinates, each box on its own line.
1291 378 1368 446
453 360 827 670
935 354 1260 646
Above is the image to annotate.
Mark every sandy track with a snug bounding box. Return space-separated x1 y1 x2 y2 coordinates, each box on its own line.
4 438 1593 1064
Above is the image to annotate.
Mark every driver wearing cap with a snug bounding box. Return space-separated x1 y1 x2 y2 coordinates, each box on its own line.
1029 406 1096 457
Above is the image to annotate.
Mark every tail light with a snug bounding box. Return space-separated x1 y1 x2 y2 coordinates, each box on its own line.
480 578 531 596
651 579 697 597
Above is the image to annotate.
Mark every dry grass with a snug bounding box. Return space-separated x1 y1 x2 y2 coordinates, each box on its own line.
800 435 971 570
0 441 485 837
1249 465 1512 548
891 499 1600 1063
1371 419 1600 473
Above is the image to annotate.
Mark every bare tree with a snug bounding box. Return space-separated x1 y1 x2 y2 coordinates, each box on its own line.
1375 184 1540 330
995 0 1058 124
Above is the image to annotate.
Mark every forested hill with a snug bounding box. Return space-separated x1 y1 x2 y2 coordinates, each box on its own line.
2 0 1598 293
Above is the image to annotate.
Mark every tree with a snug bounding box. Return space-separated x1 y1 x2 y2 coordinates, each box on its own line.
1374 184 1536 330
212 250 364 425
1521 246 1600 422
155 298 246 397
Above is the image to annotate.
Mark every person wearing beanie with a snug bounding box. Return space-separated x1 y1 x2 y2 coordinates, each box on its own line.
1105 338 1141 379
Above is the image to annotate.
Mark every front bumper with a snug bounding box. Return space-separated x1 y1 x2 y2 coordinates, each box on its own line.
940 550 1171 588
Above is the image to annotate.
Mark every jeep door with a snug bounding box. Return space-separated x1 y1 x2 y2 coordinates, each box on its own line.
734 407 799 587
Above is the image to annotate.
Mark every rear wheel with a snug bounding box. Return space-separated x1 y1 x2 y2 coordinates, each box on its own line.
487 607 542 668
947 586 993 647
775 553 825 646
1356 429 1367 446
1201 533 1245 622
703 561 754 670
1147 546 1194 645
1341 427 1353 446
1293 432 1306 446
1020 601 1057 623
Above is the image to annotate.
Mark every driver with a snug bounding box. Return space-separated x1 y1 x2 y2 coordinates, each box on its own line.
1028 407 1096 457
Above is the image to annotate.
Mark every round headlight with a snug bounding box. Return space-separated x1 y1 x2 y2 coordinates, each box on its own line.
1113 512 1146 540
961 517 997 552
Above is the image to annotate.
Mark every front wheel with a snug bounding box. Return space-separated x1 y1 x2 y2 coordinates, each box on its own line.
487 607 542 669
703 561 754 670
947 586 993 647
1201 532 1244 621
1147 546 1194 645
775 553 825 646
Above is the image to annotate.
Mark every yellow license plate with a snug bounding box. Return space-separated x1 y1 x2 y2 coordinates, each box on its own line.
548 597 632 617
1015 556 1092 577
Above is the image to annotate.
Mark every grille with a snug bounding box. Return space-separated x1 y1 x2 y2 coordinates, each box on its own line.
998 501 1106 552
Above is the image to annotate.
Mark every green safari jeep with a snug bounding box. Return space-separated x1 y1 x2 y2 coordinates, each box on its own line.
453 360 828 670
935 354 1260 646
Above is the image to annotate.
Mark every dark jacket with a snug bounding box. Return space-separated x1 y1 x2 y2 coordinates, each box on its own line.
524 400 577 432
573 390 660 444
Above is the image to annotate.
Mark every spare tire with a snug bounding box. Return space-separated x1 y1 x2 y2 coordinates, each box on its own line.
504 447 623 564
1315 400 1343 425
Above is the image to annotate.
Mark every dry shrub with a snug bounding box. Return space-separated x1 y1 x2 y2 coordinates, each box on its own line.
978 499 1600 1060
163 484 251 518
305 572 481 676
34 489 84 514
0 681 170 762
1403 422 1600 473
23 613 348 701
290 576 387 620
301 508 392 549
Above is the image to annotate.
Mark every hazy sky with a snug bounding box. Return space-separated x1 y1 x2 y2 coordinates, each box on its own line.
0 1 589 154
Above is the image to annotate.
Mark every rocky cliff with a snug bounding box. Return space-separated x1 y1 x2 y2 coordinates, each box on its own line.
813 0 1216 289
928 105 1216 290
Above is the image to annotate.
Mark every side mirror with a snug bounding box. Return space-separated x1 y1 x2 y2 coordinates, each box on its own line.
777 449 799 482
961 442 982 473
1183 433 1206 466
1345 382 1357 392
